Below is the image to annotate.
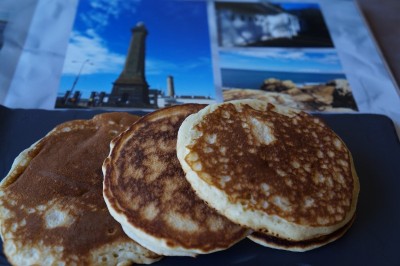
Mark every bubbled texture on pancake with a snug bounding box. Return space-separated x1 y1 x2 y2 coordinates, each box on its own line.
177 100 359 241
0 113 161 265
103 104 250 257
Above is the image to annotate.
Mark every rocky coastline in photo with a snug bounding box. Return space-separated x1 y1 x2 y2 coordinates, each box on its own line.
223 78 358 112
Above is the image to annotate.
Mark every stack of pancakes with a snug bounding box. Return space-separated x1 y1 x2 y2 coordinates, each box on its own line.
0 100 359 264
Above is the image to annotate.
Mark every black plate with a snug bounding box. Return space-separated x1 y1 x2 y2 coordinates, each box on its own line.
0 106 400 265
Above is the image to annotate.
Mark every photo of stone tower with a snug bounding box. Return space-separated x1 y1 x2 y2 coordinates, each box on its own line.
56 0 216 109
109 22 150 106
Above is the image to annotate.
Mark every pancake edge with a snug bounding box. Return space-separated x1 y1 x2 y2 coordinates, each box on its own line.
247 213 356 252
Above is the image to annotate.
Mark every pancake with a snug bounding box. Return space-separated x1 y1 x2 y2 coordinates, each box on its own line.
176 100 360 250
103 104 250 257
247 214 356 252
0 113 161 265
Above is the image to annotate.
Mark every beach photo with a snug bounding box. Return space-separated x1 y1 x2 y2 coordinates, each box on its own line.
220 49 358 111
215 1 334 48
56 0 215 109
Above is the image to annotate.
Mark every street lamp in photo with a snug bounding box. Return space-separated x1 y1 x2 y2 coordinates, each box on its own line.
66 59 93 104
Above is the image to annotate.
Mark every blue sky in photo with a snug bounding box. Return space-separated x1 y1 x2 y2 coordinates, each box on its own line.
219 49 345 74
58 0 215 99
277 3 319 10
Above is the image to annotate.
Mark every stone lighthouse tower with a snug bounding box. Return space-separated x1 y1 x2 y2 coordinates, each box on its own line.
109 22 149 106
167 75 175 98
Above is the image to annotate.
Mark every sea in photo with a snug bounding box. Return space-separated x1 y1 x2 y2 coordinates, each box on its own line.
221 68 346 89
218 49 358 111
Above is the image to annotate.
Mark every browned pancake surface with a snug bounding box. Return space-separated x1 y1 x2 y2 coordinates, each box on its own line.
104 105 248 254
0 113 160 264
186 103 354 227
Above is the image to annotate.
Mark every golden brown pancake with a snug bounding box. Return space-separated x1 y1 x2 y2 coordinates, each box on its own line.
177 100 359 251
0 113 161 265
103 104 250 257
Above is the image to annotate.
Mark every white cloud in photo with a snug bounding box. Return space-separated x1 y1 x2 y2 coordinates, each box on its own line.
64 0 143 76
220 49 343 73
231 49 340 64
316 53 342 64
62 30 125 75
223 49 301 60
184 57 212 70
146 58 179 76
80 0 141 30
146 56 211 76
62 30 211 78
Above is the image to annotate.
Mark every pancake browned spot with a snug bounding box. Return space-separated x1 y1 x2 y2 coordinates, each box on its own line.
103 104 250 257
177 100 359 251
0 113 161 265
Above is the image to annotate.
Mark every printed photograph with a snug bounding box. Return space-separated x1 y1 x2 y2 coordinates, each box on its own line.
215 1 334 48
56 0 215 109
220 49 358 111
